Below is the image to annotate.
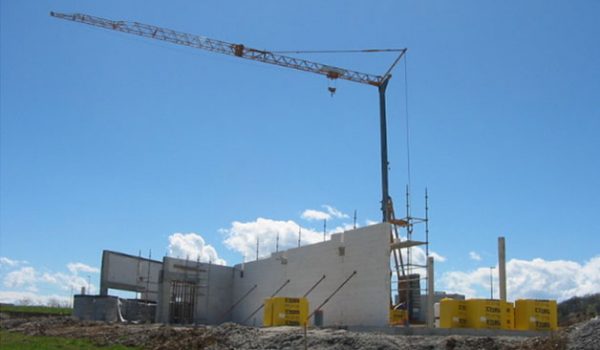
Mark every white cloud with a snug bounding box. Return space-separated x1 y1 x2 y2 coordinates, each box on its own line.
301 209 330 221
430 252 447 263
329 223 357 235
223 217 444 271
322 205 349 219
365 219 379 226
0 257 27 268
0 290 70 306
440 256 600 301
3 267 36 289
167 232 226 265
2 262 98 300
469 251 482 261
301 205 349 222
399 246 446 267
506 257 600 300
222 218 322 259
41 272 95 294
440 268 492 298
67 262 100 274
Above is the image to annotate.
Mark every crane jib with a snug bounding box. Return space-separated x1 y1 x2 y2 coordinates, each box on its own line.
49 12 392 87
50 11 408 223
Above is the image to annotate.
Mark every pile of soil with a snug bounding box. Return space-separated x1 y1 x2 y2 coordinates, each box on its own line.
566 317 600 350
2 316 598 349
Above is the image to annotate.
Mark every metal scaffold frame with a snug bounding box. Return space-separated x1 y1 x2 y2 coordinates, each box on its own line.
389 188 430 325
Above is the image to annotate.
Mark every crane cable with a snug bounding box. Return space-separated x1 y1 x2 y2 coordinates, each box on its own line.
404 54 412 191
273 47 414 185
270 48 406 54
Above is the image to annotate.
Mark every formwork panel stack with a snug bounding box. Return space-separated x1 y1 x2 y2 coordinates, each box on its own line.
438 299 516 330
514 299 557 331
389 308 408 325
502 301 515 330
438 298 468 328
263 297 308 326
466 299 503 329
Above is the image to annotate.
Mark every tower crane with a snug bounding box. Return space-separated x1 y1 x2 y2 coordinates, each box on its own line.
51 11 414 312
50 12 407 224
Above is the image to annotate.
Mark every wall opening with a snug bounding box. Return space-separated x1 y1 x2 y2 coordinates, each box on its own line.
169 280 197 324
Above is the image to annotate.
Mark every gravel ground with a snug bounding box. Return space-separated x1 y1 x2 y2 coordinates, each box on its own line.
2 316 597 350
566 317 600 350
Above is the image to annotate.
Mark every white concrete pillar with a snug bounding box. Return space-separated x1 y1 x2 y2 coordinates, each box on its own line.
427 256 435 328
498 236 507 301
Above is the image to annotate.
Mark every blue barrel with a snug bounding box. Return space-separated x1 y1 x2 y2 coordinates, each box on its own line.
314 309 324 327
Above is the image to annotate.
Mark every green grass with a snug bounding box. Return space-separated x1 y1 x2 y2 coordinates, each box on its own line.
0 305 72 316
0 330 139 350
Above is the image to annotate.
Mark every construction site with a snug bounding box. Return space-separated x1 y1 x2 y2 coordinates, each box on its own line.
49 10 559 333
2 5 599 350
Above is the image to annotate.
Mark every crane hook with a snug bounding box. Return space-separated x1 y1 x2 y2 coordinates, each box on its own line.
327 78 337 97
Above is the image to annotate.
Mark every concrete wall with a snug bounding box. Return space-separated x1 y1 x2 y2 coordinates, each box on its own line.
74 295 156 323
230 223 391 327
98 224 393 327
156 257 234 324
121 299 156 323
73 295 121 322
100 250 162 301
201 262 235 323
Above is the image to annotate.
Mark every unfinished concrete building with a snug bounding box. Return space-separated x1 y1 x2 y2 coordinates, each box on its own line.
75 223 433 327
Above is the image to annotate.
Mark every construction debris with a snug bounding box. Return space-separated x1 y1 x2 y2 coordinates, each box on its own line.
2 316 599 350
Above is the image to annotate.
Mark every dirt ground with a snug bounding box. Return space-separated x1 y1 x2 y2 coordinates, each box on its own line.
1 316 598 350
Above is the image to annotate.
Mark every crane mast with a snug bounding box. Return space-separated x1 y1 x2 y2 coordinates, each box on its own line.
50 11 407 222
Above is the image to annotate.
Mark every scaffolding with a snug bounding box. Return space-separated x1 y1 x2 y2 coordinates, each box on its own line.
389 188 430 325
166 257 208 324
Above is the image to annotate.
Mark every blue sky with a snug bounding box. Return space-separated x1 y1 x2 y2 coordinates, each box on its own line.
1 1 599 304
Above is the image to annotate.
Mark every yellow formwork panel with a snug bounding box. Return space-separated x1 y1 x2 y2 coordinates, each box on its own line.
502 301 515 330
263 297 308 327
514 299 557 331
389 309 408 325
439 298 468 328
263 298 273 327
466 299 503 329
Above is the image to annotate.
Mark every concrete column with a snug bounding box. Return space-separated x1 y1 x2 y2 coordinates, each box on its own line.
426 256 435 328
498 236 507 301
100 251 109 296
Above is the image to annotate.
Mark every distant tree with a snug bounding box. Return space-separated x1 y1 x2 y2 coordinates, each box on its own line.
18 297 33 306
46 297 61 308
558 293 600 326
